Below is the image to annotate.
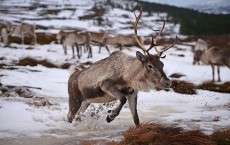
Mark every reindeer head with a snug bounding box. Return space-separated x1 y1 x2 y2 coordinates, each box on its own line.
193 50 203 65
131 7 177 89
56 30 65 44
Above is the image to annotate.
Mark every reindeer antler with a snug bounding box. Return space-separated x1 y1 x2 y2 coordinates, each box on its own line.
130 7 149 54
131 6 177 57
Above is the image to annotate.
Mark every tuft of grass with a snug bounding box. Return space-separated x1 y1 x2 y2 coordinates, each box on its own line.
9 32 56 45
17 57 58 68
0 64 6 69
60 63 71 69
211 128 230 145
171 80 197 95
197 81 230 93
116 123 215 145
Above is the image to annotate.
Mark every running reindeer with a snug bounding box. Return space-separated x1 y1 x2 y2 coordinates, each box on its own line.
56 30 92 59
67 7 176 125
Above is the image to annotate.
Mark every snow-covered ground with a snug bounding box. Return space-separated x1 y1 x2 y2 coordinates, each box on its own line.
0 0 230 144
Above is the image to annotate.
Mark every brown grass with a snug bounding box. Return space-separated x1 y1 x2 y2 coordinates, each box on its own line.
17 57 58 68
60 63 71 69
9 32 56 45
211 128 230 145
0 63 6 69
171 80 197 95
197 81 230 93
116 123 215 145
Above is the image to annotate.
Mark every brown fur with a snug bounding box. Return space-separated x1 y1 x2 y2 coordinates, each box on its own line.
89 31 110 54
10 22 36 45
106 34 144 50
67 51 171 124
194 46 230 82
56 30 92 58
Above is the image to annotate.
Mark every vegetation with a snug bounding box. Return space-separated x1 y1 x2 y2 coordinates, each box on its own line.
197 81 230 93
116 123 217 145
136 1 230 35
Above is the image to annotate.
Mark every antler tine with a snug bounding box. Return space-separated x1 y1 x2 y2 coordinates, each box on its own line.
147 21 166 54
157 35 177 57
130 6 148 54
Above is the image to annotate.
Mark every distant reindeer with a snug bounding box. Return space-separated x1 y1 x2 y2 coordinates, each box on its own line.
89 30 110 55
10 22 36 45
193 38 208 65
0 21 12 46
106 34 144 51
67 7 177 125
56 30 92 59
194 46 230 82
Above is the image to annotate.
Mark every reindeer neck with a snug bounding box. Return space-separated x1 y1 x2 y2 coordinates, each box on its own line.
200 50 210 65
123 57 144 82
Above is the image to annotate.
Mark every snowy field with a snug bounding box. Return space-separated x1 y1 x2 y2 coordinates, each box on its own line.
0 0 230 144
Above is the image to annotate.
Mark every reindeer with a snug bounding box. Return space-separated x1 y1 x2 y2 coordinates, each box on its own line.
89 31 110 55
67 7 177 125
10 22 36 45
56 30 92 59
193 38 208 65
194 46 230 82
106 34 144 51
0 21 12 46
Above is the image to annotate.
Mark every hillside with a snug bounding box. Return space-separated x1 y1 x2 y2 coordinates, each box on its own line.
137 0 230 35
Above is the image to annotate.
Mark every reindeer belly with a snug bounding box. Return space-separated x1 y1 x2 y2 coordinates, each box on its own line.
86 94 116 103
82 86 116 103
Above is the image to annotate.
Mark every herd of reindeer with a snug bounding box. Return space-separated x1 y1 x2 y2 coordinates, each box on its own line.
0 15 229 83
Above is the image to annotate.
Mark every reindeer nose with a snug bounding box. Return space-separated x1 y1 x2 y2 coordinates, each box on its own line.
160 78 172 88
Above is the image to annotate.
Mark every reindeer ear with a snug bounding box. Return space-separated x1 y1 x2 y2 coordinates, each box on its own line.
136 51 147 63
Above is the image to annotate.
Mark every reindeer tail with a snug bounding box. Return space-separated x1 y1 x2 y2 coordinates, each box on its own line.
69 65 80 75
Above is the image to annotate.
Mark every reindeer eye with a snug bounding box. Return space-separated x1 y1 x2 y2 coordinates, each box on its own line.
147 65 154 69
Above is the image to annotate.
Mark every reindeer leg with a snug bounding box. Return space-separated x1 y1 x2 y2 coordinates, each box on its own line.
105 44 111 55
75 101 90 121
21 34 24 45
67 93 82 123
72 45 76 59
87 46 92 58
98 44 102 54
75 44 80 59
100 80 127 123
127 90 139 126
217 66 221 82
33 33 37 45
119 44 122 51
63 45 67 55
211 64 215 82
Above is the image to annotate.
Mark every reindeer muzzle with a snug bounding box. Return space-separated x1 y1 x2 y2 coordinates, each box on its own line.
159 78 172 88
